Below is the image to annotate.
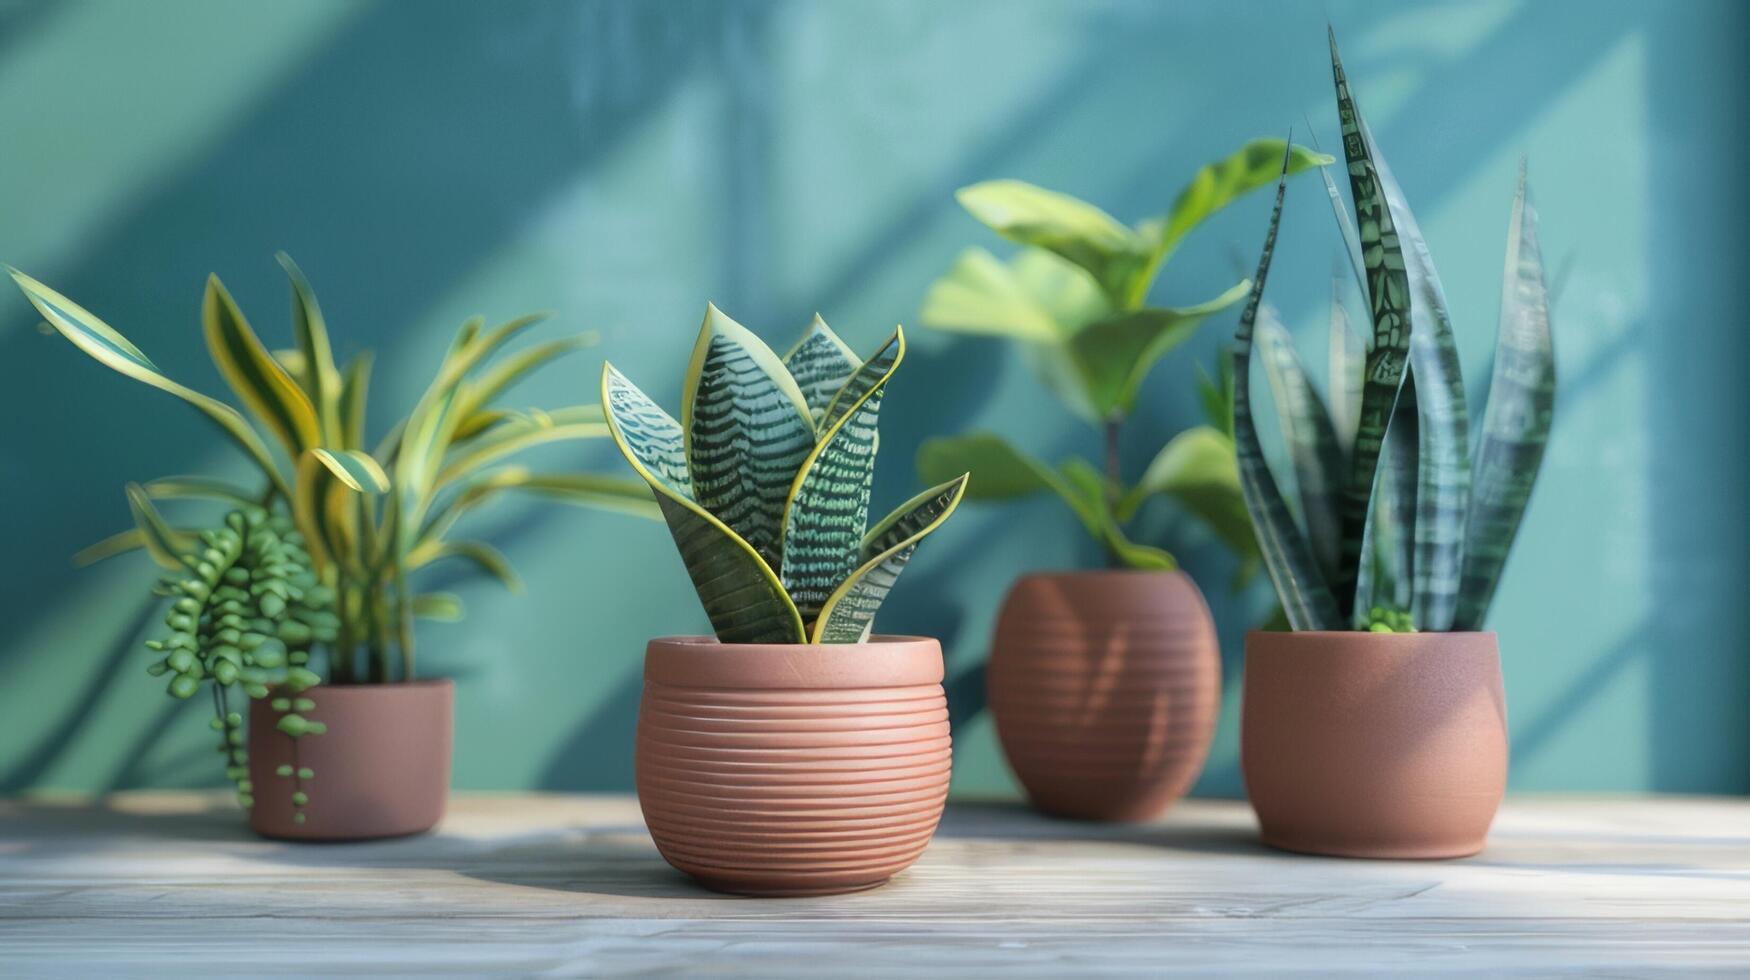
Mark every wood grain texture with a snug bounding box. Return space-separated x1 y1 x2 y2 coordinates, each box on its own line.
1 794 1746 976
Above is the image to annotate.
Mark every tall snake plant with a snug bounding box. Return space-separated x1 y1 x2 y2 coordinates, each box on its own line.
914 138 1331 575
9 257 655 815
603 305 969 644
1231 32 1557 633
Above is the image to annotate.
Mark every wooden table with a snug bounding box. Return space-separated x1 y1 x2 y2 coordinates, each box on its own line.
1 793 1745 976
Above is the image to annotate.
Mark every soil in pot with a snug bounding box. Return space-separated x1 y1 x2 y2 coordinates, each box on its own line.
635 636 951 896
1241 630 1507 859
989 570 1221 822
247 679 453 841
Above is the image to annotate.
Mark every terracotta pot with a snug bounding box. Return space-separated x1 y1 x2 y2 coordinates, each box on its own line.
988 570 1220 822
247 679 453 841
635 635 951 896
1241 630 1507 859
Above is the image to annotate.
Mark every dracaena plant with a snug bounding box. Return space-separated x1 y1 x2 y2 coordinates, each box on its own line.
9 256 655 817
914 138 1331 573
602 305 969 644
1230 33 1556 634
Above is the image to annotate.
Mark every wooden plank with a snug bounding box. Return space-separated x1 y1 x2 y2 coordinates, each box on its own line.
1 794 1746 976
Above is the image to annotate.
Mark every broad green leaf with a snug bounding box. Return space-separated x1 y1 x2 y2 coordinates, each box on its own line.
1066 280 1250 420
680 304 816 564
1011 248 1112 334
276 253 344 447
602 363 805 643
1194 350 1236 437
1119 426 1256 564
433 406 610 488
1329 29 1412 620
917 248 1060 342
1154 138 1336 270
1256 307 1344 582
9 268 290 499
203 275 321 457
124 483 193 570
780 331 901 621
956 179 1152 306
1364 115 1470 631
1456 162 1556 630
1058 458 1175 570
1327 279 1363 452
784 315 863 420
917 431 1099 535
407 539 523 593
142 475 258 507
339 351 373 451
812 474 969 642
411 593 463 621
1230 144 1341 630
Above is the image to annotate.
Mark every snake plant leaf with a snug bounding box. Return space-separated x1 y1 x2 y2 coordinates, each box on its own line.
1066 280 1251 420
8 268 291 499
434 406 610 488
203 275 321 457
1364 122 1471 631
1120 426 1258 568
1195 351 1237 437
783 315 864 421
124 483 194 570
275 253 344 447
780 330 903 620
917 248 1061 343
142 475 259 506
915 431 1101 536
1329 28 1412 619
1152 138 1336 270
956 180 1153 307
1256 307 1344 582
407 539 524 593
1455 162 1556 630
1328 279 1364 452
1361 372 1421 621
680 304 817 563
453 333 597 431
811 474 969 642
602 363 805 643
1231 144 1341 630
339 351 373 451
411 593 463 622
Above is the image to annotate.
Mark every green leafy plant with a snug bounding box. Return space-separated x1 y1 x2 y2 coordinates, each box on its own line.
1229 32 1556 633
9 256 657 816
914 138 1332 573
602 305 969 644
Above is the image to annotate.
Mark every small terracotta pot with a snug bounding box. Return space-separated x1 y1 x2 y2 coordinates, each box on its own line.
988 570 1220 822
635 636 951 896
1242 630 1507 859
247 679 453 841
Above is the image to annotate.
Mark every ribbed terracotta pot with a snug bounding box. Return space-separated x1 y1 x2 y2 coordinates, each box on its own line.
635 636 951 896
247 679 453 841
989 570 1220 822
1242 631 1507 859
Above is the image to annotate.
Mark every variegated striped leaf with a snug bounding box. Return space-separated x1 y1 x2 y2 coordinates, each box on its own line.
780 330 903 621
811 474 969 642
1256 306 1344 583
1327 278 1364 452
680 305 816 564
203 275 321 457
602 363 805 643
783 314 863 421
9 268 290 499
276 253 344 447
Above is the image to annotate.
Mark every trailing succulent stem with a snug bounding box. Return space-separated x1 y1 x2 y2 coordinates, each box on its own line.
1227 31 1558 633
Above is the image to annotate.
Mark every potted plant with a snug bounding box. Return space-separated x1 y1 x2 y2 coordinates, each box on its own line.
1231 34 1557 858
913 138 1330 820
602 305 968 896
9 256 655 840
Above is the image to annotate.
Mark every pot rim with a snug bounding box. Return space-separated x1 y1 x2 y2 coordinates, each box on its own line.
263 678 456 697
1245 629 1498 642
644 635 944 689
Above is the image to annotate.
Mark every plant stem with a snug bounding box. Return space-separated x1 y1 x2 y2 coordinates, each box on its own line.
392 558 414 683
1103 418 1123 568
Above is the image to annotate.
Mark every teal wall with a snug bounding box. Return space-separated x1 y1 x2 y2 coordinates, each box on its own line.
2 0 1745 797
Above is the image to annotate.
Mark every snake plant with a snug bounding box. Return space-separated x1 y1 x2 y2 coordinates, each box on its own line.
914 138 1331 575
1230 32 1557 633
603 305 969 644
8 255 656 814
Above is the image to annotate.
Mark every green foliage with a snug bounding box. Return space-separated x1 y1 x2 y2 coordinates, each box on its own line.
1228 31 1558 633
604 307 968 644
917 136 1329 575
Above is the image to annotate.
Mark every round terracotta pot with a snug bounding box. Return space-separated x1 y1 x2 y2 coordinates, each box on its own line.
635 636 951 897
988 570 1220 822
247 679 453 841
1241 630 1507 859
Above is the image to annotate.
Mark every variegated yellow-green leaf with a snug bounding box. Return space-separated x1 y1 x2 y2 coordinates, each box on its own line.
433 406 609 488
124 483 194 570
417 467 657 548
452 332 597 428
203 274 321 457
955 179 1152 307
1066 279 1250 420
142 475 258 506
72 528 153 567
9 267 290 499
276 253 344 447
780 330 902 621
602 363 805 643
411 593 463 621
311 448 390 493
681 304 816 565
293 451 349 574
407 539 523 593
783 314 863 421
812 474 969 642
339 351 373 451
